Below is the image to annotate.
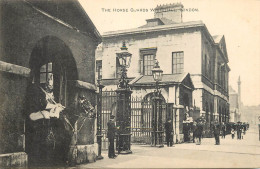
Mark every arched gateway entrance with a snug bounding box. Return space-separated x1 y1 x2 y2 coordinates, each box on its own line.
131 92 167 144
25 36 78 167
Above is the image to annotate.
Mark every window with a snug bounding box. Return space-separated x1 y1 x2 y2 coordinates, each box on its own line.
172 51 184 74
204 55 207 76
143 54 155 75
139 48 157 75
209 60 212 80
96 60 102 79
40 62 53 89
34 61 67 106
204 54 211 78
218 63 221 84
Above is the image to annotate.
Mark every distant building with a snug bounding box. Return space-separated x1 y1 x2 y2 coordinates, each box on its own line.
241 105 260 125
229 76 242 122
0 0 101 167
97 3 230 142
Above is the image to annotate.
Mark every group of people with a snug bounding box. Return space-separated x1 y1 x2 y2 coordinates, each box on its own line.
209 121 249 145
106 116 175 159
192 121 204 145
231 122 248 140
212 122 227 145
106 114 250 159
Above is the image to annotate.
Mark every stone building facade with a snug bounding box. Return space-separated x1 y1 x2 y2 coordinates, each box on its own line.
0 0 101 167
97 3 230 140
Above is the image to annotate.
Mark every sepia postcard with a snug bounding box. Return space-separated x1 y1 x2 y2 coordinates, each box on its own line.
0 0 259 168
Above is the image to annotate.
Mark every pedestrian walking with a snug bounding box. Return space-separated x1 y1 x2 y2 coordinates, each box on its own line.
243 123 246 135
192 122 196 143
231 128 235 139
237 122 242 140
241 128 244 139
221 123 226 139
194 122 203 145
107 115 117 159
213 120 220 145
164 119 174 147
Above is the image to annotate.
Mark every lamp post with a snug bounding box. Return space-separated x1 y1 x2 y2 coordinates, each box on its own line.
96 79 104 160
115 41 132 154
151 60 164 147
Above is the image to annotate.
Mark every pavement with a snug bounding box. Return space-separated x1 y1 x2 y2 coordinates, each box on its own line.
75 125 260 168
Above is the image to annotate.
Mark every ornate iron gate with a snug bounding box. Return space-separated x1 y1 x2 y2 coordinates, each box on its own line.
131 95 168 144
101 91 168 148
101 90 117 150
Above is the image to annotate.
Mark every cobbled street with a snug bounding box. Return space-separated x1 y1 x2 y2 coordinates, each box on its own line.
76 125 260 168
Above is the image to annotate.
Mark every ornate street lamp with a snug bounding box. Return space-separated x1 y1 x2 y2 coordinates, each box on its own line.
151 60 164 147
152 60 163 93
117 42 132 89
115 41 132 154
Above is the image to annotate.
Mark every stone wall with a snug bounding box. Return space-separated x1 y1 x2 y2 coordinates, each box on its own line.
1 1 97 84
0 1 99 167
0 152 27 168
101 28 202 79
0 72 28 154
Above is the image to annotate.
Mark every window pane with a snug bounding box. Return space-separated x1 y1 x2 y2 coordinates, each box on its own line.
48 63 52 72
143 54 154 75
40 64 47 73
40 73 46 83
172 51 184 74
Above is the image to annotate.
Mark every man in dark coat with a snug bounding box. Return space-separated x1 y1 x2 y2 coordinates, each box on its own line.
107 115 117 158
213 121 221 145
164 119 173 147
197 124 203 145
237 122 242 139
221 123 226 139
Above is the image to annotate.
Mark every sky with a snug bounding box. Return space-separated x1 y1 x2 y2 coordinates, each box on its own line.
79 0 260 106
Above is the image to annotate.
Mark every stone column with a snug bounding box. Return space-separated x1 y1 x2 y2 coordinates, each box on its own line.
116 88 132 154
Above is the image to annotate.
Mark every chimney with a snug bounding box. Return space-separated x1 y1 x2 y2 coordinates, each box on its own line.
154 3 184 23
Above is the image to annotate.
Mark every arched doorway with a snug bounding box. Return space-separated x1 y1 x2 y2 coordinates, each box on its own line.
25 36 78 167
140 92 166 144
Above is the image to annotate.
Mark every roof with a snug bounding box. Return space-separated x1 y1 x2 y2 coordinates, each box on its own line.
101 78 135 86
213 35 229 62
25 0 101 42
103 20 205 37
129 73 194 89
213 35 223 43
139 18 176 28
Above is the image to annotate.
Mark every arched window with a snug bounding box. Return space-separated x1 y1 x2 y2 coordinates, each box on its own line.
141 93 166 130
32 61 67 106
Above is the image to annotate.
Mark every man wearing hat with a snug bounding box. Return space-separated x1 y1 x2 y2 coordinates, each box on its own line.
213 120 221 145
164 118 174 147
107 114 117 158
